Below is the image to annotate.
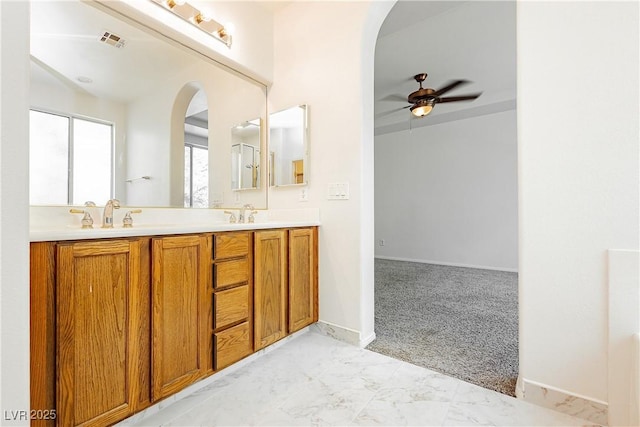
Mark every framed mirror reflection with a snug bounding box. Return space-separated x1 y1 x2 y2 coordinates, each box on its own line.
231 119 262 191
269 105 309 187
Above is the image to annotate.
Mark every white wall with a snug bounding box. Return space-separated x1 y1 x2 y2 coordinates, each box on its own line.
518 0 639 404
0 1 31 423
267 0 393 344
375 110 518 271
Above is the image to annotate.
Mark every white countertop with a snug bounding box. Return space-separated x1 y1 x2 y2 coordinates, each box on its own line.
30 206 320 242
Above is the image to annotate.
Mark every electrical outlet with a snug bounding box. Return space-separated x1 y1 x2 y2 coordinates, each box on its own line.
379 239 385 246
299 188 308 201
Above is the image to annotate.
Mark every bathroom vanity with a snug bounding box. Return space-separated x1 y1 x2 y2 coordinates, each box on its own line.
30 220 318 427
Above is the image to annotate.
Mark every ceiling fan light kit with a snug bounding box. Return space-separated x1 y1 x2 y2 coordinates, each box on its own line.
406 73 482 118
410 98 435 117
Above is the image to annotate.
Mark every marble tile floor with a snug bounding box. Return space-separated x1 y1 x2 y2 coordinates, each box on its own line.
124 331 596 427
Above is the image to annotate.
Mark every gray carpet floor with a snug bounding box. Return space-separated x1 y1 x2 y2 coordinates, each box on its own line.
366 259 519 396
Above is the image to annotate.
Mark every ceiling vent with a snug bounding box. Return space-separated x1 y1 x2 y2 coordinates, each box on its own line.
99 31 126 49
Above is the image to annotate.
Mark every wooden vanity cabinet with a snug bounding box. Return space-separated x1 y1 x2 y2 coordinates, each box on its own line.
151 234 210 401
30 226 318 427
211 231 253 370
30 238 151 427
254 227 318 350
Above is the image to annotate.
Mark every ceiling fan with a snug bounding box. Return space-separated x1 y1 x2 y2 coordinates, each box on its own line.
403 73 482 117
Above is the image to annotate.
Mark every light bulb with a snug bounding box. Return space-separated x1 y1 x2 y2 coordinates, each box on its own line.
194 12 211 24
410 99 435 117
166 0 185 9
223 22 236 36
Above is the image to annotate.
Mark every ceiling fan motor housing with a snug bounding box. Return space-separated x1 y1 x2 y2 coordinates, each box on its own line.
408 87 436 103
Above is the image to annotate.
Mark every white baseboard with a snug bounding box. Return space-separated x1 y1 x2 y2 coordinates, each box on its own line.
310 320 374 348
521 378 608 426
374 255 518 273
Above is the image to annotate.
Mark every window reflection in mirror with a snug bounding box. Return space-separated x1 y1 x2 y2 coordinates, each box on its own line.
231 119 261 190
269 105 308 187
29 109 113 205
184 90 209 207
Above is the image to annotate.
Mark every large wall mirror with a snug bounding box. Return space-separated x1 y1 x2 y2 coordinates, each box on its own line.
29 0 268 209
269 105 309 187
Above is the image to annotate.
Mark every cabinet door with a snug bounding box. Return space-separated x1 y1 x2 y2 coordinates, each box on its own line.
151 235 209 400
288 227 318 333
254 229 287 350
57 239 147 427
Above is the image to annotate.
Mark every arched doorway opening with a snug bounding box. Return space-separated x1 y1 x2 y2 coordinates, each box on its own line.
171 82 209 208
368 0 519 396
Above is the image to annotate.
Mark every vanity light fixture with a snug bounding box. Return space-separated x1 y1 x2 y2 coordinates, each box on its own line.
151 0 233 48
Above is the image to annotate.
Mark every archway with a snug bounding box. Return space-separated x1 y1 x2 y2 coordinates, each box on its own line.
366 0 519 396
171 82 208 207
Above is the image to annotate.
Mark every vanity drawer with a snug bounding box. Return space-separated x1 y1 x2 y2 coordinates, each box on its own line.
213 259 250 288
214 321 252 370
214 286 249 329
214 232 250 260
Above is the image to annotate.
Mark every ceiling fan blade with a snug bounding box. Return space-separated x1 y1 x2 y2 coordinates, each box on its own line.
437 93 482 103
380 94 408 103
375 105 410 119
432 80 469 97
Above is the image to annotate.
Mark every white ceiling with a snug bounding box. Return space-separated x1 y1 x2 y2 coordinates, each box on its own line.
30 0 201 104
374 0 516 134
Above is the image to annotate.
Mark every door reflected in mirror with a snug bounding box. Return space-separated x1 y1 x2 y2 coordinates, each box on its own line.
269 105 308 187
231 119 261 190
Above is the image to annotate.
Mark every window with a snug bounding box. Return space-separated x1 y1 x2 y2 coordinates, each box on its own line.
29 110 114 205
184 143 208 208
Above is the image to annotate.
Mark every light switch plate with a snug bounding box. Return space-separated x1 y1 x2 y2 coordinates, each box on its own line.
327 182 349 200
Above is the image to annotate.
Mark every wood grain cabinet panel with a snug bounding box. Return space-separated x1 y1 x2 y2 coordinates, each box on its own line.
254 229 288 350
30 242 56 427
214 232 251 259
151 235 210 401
214 286 249 329
56 239 149 427
214 321 252 370
213 258 250 289
288 227 319 333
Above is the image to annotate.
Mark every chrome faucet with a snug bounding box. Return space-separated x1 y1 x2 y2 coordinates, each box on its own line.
102 199 121 228
239 204 254 223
